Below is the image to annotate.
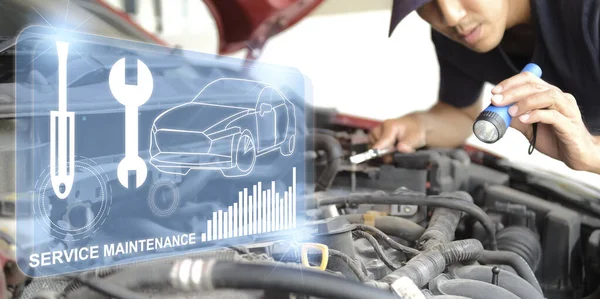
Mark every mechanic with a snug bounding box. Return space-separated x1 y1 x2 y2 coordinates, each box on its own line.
369 0 600 175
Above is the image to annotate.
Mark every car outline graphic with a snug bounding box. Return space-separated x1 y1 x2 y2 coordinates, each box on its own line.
149 78 297 177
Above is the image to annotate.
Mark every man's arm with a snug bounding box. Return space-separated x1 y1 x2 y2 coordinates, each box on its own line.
415 98 482 148
592 136 600 173
370 30 485 152
420 30 485 148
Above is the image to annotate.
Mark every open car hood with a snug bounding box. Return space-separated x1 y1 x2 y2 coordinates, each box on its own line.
203 0 324 59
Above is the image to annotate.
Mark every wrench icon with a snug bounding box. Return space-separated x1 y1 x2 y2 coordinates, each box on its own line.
109 58 153 188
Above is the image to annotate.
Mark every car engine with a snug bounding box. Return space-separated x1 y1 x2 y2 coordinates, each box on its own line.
5 107 596 299
0 0 596 298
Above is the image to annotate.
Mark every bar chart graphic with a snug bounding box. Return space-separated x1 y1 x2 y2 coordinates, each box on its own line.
200 167 297 242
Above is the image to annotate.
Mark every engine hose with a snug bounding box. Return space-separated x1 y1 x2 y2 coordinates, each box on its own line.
73 275 149 299
496 226 542 271
422 289 471 298
583 285 600 299
65 250 239 299
434 239 484 264
431 278 520 299
381 239 483 287
382 249 446 288
339 214 425 241
452 265 543 299
319 191 498 250
420 207 462 250
172 259 402 299
354 224 421 256
63 266 124 294
479 250 542 295
353 230 401 270
328 249 370 282
419 191 472 250
70 259 400 299
66 263 172 299
308 133 343 192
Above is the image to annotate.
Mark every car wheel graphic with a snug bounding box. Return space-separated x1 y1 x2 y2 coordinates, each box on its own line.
221 131 256 177
280 134 295 156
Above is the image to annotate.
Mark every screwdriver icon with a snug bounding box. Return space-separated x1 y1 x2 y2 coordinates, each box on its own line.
50 41 75 199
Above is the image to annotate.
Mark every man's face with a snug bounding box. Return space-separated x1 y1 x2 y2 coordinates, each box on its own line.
416 0 509 53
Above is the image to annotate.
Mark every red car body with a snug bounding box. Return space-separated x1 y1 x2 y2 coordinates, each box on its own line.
203 0 324 59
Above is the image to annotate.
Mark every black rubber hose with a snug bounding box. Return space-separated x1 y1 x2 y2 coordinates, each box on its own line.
63 265 125 294
479 250 543 294
453 265 544 299
65 250 240 299
382 249 446 287
73 275 149 299
354 224 421 256
75 259 400 299
496 226 542 271
380 239 483 287
319 191 498 250
66 263 172 299
353 230 401 270
339 214 425 241
420 206 462 249
434 239 484 264
328 249 369 282
308 133 343 192
583 285 600 299
208 260 401 299
419 191 472 250
433 278 520 299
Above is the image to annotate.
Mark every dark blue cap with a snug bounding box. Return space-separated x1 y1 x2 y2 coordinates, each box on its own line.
389 0 433 37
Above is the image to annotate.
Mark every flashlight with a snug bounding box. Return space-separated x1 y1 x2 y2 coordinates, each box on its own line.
473 63 542 143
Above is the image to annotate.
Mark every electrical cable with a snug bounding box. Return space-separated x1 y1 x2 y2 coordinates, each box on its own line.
328 249 370 282
339 214 425 241
353 230 401 271
354 224 421 256
381 239 483 287
319 191 498 250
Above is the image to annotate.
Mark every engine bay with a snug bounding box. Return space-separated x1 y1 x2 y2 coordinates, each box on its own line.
7 107 600 299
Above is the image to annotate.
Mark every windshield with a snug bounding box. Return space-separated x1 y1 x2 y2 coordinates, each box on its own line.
0 0 155 43
154 103 249 132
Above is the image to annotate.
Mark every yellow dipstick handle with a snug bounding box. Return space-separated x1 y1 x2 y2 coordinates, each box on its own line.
301 243 329 271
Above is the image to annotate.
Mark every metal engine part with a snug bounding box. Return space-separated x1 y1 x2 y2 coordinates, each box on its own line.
7 116 600 299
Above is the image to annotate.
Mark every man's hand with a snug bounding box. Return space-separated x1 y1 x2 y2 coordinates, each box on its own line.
368 101 480 164
492 71 600 173
368 113 427 154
